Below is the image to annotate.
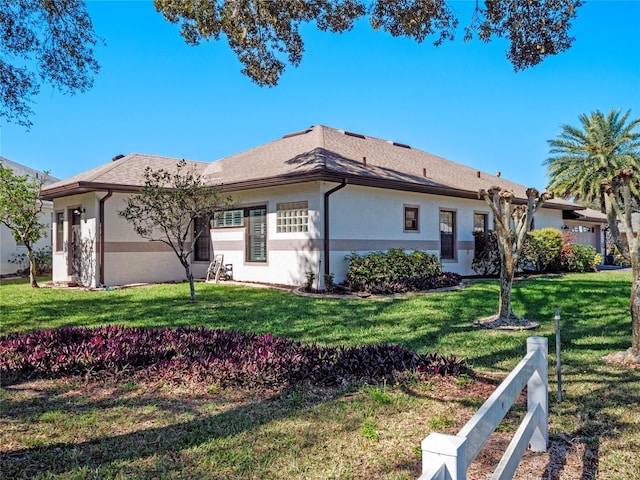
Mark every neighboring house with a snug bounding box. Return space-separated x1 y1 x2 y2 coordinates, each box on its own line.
0 157 58 276
40 125 607 288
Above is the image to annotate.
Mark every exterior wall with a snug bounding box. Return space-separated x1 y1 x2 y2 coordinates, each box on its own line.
51 193 100 286
0 207 53 276
212 182 573 286
211 183 322 287
533 209 565 230
52 192 210 287
101 192 208 286
0 158 55 276
325 184 567 280
50 182 593 288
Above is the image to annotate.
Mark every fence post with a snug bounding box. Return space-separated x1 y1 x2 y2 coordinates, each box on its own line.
421 433 467 480
526 336 548 452
555 306 563 403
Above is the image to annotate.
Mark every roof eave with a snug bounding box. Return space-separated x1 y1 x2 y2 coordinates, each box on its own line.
215 172 578 210
40 181 143 200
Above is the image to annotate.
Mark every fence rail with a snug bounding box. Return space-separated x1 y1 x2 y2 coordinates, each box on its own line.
419 336 548 480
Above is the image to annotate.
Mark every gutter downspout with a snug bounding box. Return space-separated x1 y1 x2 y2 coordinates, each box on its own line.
323 179 347 277
99 189 113 286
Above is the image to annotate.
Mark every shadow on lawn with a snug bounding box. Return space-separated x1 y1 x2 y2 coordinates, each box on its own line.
0 385 351 479
2 273 639 478
542 364 640 479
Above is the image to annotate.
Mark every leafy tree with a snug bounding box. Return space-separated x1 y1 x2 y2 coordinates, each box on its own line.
1 0 584 124
0 163 49 287
154 0 583 87
478 186 552 321
545 109 640 208
0 0 101 129
118 160 228 303
602 169 640 360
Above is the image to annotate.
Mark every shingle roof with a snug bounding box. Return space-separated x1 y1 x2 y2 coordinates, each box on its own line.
202 124 576 209
42 153 209 198
564 207 608 223
41 125 577 210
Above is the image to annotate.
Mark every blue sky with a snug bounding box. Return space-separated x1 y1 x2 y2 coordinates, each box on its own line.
1 0 638 189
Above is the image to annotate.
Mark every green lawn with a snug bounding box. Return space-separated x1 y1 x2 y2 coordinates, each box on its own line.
1 272 639 479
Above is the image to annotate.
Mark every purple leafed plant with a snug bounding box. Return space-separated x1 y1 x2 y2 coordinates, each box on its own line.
0 326 468 388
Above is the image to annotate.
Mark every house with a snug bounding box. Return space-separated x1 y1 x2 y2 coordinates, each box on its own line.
40 125 607 288
0 158 58 277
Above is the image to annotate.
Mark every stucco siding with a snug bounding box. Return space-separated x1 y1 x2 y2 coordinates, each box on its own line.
326 185 493 278
52 192 209 287
102 192 210 286
49 181 599 288
51 193 100 286
533 209 564 230
324 184 569 278
0 208 53 276
104 251 195 286
211 183 322 286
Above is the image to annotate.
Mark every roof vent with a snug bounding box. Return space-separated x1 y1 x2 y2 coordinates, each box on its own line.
112 154 125 162
363 156 367 167
344 130 366 139
387 140 411 149
496 171 501 177
477 171 481 178
282 128 312 139
423 168 427 177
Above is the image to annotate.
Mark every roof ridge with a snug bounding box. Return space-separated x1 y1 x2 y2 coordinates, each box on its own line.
316 125 328 169
125 152 210 165
83 153 140 182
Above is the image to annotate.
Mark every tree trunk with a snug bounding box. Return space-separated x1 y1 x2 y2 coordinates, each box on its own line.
184 263 196 303
25 244 39 288
496 234 515 319
498 253 515 319
631 257 640 357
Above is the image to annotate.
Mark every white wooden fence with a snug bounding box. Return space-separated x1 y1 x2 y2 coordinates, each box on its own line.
419 336 548 480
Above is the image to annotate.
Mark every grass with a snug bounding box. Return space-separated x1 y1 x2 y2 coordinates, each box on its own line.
1 272 639 479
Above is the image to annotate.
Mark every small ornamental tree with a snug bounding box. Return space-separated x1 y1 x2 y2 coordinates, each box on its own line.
478 186 552 321
119 160 228 303
0 164 49 287
601 169 640 360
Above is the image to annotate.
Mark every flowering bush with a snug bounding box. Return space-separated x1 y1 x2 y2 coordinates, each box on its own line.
0 326 468 388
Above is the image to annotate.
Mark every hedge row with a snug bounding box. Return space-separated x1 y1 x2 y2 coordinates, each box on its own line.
344 249 461 293
472 228 601 275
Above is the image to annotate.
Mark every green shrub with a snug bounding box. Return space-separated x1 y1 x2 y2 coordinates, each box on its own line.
523 228 564 273
323 273 335 293
561 243 600 272
304 271 315 292
345 249 447 292
473 228 601 275
9 246 52 275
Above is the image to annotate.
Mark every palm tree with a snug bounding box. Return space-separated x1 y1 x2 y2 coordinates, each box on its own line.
544 109 640 208
547 110 640 361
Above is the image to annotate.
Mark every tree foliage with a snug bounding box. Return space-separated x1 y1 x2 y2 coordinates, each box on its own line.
0 163 49 287
154 0 583 87
118 160 228 303
478 186 552 320
0 0 101 129
545 109 640 207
